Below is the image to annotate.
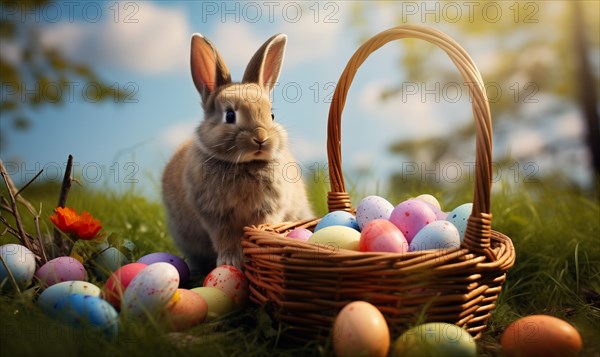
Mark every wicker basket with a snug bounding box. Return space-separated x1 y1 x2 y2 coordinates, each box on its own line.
241 25 515 342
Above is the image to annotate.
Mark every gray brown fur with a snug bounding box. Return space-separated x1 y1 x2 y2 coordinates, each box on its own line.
162 33 313 276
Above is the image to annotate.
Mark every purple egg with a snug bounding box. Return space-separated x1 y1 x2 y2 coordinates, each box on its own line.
136 252 189 287
389 199 437 243
285 228 313 242
35 256 87 288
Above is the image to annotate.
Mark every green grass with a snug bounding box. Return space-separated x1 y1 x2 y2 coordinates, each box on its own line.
1 176 599 356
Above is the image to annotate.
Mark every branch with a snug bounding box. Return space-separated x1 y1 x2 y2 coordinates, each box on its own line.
52 154 74 257
0 160 34 253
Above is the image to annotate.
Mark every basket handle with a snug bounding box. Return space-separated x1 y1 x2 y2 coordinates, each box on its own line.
326 25 496 260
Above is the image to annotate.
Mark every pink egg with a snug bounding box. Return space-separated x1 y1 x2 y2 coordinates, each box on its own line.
203 265 249 309
103 263 147 309
285 228 313 242
389 199 437 243
359 219 408 253
35 256 87 288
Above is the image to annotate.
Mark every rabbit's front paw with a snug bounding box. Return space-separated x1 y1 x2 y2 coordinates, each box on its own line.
217 250 243 269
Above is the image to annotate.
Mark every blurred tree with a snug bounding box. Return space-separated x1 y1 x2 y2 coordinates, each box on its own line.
0 0 133 147
350 1 599 192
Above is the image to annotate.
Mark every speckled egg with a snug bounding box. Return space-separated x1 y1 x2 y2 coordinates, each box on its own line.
190 287 235 322
392 322 476 357
355 196 395 230
103 263 147 308
137 252 190 287
35 256 87 288
389 200 437 243
53 294 119 337
38 280 101 317
0 244 36 292
285 228 313 242
121 262 179 320
501 315 582 357
332 301 390 357
160 288 208 332
359 219 408 253
89 247 130 280
446 203 473 242
203 265 249 309
409 221 461 251
314 211 359 232
308 225 361 251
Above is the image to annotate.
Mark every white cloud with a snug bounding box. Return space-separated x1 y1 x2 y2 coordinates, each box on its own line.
288 137 324 163
207 2 345 73
39 2 190 74
507 130 545 159
358 80 447 139
161 121 197 149
553 110 584 139
210 22 264 75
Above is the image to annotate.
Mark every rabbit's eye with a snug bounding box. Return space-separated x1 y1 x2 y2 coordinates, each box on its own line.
225 110 236 124
271 113 275 121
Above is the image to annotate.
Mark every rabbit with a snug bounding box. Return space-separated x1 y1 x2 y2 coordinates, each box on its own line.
162 33 314 277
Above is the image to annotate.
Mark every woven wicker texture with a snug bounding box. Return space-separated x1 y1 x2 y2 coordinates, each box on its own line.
242 25 515 342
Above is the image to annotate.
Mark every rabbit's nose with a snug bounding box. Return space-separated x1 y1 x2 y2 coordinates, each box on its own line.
253 128 269 145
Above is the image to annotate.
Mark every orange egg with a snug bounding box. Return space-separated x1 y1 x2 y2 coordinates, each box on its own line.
332 301 390 357
161 288 208 331
501 315 582 357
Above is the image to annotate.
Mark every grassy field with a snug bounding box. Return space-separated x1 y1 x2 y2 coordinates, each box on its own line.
1 176 599 356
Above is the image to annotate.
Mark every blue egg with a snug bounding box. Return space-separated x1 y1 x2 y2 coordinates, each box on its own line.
38 281 101 317
314 211 359 232
89 247 130 280
0 244 36 292
53 294 119 337
409 221 461 251
446 203 473 242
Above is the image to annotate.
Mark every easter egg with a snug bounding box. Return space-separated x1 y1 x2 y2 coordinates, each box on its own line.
314 211 359 232
38 281 101 317
137 252 190 287
88 247 130 280
415 194 441 209
446 203 473 242
160 288 208 331
409 221 461 251
501 315 582 357
203 265 249 309
392 322 476 357
121 262 179 319
53 294 119 337
332 301 390 357
190 287 235 322
355 196 394 230
103 263 147 308
285 228 313 242
35 256 87 288
359 219 408 253
0 244 36 292
308 226 361 251
389 200 437 243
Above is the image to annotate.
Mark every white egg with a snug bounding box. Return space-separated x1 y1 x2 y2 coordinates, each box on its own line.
356 196 394 230
121 262 179 320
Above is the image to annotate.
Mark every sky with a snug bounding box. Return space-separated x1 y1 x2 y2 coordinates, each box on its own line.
1 1 598 200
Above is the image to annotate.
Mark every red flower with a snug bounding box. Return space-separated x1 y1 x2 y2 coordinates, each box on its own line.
50 207 102 240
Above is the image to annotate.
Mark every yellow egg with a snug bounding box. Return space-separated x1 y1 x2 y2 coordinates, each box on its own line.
190 287 234 322
332 301 390 357
501 315 582 357
308 225 361 251
161 289 208 331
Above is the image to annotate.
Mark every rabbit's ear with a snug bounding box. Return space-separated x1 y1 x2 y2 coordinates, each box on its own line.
191 33 231 102
242 34 287 93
